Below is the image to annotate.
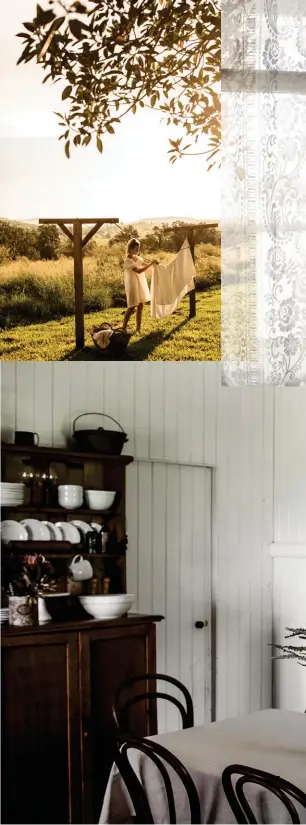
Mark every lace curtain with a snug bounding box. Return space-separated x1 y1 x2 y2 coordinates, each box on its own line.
221 0 306 385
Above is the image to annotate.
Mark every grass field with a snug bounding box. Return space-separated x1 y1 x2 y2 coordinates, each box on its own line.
0 287 220 361
0 240 220 360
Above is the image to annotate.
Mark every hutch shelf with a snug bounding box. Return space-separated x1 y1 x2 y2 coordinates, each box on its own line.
1 444 166 825
1 442 134 593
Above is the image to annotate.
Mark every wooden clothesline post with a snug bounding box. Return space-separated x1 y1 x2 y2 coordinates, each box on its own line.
39 217 119 349
163 222 219 318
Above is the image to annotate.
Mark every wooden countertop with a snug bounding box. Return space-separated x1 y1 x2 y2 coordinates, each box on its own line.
1 613 164 638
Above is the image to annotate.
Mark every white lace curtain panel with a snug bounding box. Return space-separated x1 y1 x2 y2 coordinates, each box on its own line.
221 0 306 385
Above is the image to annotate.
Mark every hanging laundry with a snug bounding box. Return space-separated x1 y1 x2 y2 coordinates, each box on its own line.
150 239 196 319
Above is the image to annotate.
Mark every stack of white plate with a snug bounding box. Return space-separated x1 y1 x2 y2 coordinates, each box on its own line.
0 607 9 624
1 482 25 507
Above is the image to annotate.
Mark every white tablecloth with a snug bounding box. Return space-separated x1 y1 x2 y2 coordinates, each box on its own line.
100 709 306 824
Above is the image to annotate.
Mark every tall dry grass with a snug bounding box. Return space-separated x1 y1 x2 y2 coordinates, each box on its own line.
0 243 220 327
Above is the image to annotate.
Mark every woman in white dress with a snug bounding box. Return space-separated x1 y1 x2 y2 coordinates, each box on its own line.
123 238 158 333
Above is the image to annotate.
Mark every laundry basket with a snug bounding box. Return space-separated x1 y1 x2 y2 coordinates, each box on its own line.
91 323 131 355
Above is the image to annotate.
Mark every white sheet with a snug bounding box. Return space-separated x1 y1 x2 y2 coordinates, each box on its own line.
100 709 306 824
150 239 196 319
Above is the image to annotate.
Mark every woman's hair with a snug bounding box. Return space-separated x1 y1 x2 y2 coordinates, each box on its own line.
126 237 140 255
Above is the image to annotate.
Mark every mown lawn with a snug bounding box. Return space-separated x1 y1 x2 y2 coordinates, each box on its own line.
0 287 220 361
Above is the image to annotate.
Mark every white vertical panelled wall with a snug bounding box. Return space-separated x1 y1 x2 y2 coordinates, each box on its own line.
3 363 305 721
271 390 306 712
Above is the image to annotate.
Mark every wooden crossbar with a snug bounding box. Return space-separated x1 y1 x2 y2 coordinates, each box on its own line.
39 218 119 225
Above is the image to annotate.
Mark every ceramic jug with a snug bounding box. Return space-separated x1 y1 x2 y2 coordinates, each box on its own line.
69 555 93 582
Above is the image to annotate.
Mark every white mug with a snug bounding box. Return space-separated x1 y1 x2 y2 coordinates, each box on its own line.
69 554 93 582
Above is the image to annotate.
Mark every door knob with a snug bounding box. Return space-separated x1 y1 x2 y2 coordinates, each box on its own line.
194 620 208 629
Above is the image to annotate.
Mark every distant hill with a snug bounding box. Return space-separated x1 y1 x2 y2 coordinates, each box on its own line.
9 216 218 232
0 218 40 232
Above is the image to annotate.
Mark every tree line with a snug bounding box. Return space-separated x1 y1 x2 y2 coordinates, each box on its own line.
109 222 220 253
0 219 220 265
0 220 94 263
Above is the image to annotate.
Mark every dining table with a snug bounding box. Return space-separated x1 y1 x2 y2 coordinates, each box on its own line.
99 708 306 824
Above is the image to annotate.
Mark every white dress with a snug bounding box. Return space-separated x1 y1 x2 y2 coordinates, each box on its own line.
123 255 151 308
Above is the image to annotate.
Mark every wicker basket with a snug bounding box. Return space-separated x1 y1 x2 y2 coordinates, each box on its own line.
91 323 131 354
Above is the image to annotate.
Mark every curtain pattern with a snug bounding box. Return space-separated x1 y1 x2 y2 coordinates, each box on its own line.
221 0 306 385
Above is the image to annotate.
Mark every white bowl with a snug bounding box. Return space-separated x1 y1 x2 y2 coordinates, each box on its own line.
58 499 83 510
84 490 116 511
79 593 135 620
58 485 83 493
58 485 83 509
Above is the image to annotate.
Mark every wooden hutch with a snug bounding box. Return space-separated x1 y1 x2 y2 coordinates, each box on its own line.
1 442 164 824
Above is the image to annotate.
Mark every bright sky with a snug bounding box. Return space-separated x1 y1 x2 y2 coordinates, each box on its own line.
0 0 220 223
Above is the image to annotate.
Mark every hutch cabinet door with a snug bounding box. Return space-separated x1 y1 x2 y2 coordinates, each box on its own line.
79 621 157 824
1 631 82 825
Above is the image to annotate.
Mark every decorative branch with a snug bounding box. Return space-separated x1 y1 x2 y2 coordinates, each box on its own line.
272 627 306 667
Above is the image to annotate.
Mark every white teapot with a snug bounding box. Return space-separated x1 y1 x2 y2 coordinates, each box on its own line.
69 554 93 582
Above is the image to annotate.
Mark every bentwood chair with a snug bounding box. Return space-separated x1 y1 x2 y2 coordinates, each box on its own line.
113 673 194 735
113 734 201 824
222 764 306 824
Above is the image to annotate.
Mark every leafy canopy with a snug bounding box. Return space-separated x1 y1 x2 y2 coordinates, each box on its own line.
17 1 220 166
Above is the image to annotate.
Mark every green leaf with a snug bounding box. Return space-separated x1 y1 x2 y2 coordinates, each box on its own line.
35 7 56 26
17 44 32 65
106 124 115 134
62 85 73 101
65 140 70 159
23 21 36 33
96 135 103 153
69 19 86 40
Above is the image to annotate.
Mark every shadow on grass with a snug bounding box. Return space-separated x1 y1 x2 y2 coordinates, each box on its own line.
63 346 134 361
63 316 190 362
128 316 190 359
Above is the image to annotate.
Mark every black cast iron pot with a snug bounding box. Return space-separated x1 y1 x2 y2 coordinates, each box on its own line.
72 413 128 455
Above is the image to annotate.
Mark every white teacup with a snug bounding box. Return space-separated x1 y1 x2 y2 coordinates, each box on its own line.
69 554 93 582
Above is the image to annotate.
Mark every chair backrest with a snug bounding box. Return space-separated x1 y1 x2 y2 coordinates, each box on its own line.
114 734 201 824
113 672 194 735
222 763 306 824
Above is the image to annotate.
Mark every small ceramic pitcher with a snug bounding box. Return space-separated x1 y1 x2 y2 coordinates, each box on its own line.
69 555 93 582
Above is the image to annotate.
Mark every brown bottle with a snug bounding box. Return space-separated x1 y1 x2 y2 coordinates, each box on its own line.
103 577 110 595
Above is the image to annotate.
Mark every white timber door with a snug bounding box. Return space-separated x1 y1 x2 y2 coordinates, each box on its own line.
126 460 212 733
